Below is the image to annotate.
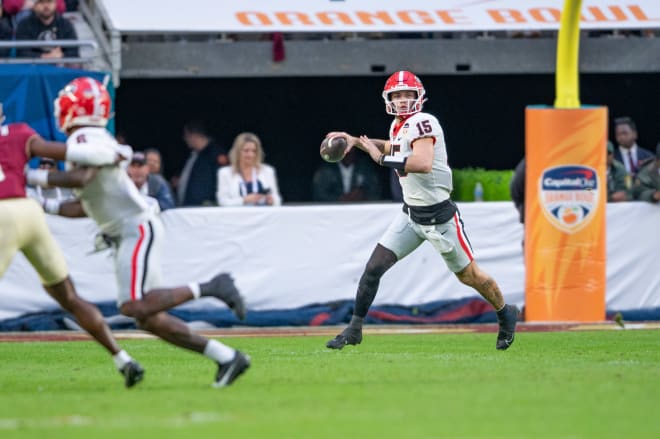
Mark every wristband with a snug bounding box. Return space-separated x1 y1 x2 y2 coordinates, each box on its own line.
379 154 408 171
43 198 62 215
26 169 50 187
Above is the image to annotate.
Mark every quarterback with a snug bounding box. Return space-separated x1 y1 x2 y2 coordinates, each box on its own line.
326 71 519 351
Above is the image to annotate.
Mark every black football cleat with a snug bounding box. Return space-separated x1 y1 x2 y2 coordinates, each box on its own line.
213 351 251 388
326 326 363 350
200 273 247 321
120 361 145 388
496 304 519 350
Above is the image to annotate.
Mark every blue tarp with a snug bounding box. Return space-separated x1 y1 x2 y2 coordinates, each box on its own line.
1 298 656 331
0 64 114 167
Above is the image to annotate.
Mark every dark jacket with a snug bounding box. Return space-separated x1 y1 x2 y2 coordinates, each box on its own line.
147 173 175 211
180 140 226 206
15 12 78 58
312 155 382 202
632 160 659 203
607 159 630 201
0 18 12 58
613 145 655 176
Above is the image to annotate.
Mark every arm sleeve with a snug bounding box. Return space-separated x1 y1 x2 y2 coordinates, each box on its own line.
152 176 176 211
216 167 244 206
65 138 117 166
266 166 282 206
14 21 42 58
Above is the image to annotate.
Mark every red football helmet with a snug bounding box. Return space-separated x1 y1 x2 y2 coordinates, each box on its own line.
54 77 111 132
382 71 426 116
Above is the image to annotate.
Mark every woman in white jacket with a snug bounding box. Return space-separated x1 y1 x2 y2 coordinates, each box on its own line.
216 132 282 206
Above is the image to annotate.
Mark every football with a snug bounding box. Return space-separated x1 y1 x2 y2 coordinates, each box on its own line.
320 136 348 163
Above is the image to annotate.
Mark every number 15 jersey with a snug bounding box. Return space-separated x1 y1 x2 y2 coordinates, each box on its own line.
388 112 453 207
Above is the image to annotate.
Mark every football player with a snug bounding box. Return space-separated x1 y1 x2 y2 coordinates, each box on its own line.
27 77 250 387
0 102 144 388
325 71 519 351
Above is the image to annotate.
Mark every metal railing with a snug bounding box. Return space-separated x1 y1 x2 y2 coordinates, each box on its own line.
0 39 99 66
78 0 121 86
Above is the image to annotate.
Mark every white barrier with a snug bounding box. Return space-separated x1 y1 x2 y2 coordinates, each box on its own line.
1 202 658 321
102 0 660 33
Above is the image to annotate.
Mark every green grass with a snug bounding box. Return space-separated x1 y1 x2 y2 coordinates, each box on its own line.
1 330 659 439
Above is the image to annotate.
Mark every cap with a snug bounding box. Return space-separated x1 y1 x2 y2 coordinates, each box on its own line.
606 141 614 154
130 151 147 165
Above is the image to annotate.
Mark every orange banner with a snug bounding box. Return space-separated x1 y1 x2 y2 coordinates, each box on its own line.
525 107 607 321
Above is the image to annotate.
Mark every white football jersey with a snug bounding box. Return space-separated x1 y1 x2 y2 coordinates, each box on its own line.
67 127 151 236
388 112 453 206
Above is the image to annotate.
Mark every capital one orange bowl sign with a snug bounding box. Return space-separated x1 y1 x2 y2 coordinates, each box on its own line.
103 0 660 33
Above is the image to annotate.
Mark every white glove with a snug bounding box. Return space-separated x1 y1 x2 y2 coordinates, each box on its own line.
42 198 61 215
25 169 50 187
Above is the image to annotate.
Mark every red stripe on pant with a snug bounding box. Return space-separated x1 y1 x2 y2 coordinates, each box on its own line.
130 224 146 301
453 213 474 261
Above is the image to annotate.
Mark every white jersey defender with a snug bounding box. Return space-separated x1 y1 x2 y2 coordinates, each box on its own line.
68 127 151 237
66 126 163 304
39 76 251 388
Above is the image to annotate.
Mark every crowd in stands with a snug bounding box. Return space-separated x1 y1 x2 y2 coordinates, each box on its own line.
1 0 79 60
18 114 659 210
510 115 660 222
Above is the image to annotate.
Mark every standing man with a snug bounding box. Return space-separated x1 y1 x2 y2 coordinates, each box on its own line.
0 102 144 388
613 117 654 178
28 78 250 387
606 141 630 202
175 121 228 206
325 71 519 351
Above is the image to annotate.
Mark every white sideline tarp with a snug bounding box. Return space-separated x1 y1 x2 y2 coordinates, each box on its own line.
101 0 660 33
0 202 658 321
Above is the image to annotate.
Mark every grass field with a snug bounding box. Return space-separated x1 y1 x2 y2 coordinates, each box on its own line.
1 329 659 439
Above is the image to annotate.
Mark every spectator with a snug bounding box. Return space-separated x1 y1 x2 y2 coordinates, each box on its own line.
613 117 654 178
0 8 11 58
509 158 525 224
175 121 228 206
3 1 65 23
144 148 163 175
312 148 382 202
26 156 74 204
606 141 631 202
217 132 281 206
631 142 660 203
126 151 175 211
15 0 78 59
